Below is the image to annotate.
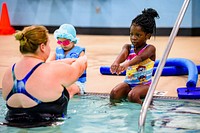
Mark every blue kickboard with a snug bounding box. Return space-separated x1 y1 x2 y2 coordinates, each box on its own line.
177 87 200 99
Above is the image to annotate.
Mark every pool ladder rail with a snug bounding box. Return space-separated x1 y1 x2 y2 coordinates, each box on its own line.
138 0 191 132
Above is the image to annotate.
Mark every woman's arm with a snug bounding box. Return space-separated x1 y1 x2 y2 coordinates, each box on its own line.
55 55 87 87
46 52 56 62
2 66 13 100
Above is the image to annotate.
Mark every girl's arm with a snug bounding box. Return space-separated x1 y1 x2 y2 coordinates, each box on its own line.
110 44 130 74
119 45 156 73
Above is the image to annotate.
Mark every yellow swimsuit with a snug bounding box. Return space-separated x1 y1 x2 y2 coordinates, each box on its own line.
124 44 154 88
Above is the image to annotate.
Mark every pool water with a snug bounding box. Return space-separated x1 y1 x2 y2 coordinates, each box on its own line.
1 93 200 133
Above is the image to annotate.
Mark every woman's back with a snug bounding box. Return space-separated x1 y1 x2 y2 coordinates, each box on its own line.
3 56 86 108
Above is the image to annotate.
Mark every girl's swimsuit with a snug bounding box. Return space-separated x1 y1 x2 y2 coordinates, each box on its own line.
124 44 155 88
5 62 69 128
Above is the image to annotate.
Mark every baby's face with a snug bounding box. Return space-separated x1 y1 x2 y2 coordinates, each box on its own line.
57 38 71 46
57 38 75 51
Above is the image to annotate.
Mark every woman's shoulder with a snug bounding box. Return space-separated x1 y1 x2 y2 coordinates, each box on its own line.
3 64 15 77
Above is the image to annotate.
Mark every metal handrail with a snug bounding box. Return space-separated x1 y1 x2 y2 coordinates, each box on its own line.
138 0 191 132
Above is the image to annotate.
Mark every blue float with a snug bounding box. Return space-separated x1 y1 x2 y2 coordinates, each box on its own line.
100 58 200 99
156 58 198 88
100 66 189 76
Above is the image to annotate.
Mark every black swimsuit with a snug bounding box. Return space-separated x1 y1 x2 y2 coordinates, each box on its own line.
5 62 70 128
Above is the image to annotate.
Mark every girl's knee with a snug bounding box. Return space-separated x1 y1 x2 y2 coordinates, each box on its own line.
127 92 135 101
110 90 122 103
110 89 116 99
128 92 142 104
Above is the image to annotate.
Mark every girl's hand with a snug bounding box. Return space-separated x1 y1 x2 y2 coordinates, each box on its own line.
110 63 120 74
116 61 129 74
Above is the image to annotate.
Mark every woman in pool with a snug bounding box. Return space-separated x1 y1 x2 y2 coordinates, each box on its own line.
1 25 87 127
110 8 159 104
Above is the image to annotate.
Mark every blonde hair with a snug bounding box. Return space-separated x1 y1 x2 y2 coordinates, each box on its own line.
15 25 49 54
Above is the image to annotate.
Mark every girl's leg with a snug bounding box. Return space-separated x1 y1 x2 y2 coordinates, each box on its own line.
128 85 149 104
110 82 131 103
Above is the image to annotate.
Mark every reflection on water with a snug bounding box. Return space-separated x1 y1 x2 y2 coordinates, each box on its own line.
1 93 200 133
149 99 200 132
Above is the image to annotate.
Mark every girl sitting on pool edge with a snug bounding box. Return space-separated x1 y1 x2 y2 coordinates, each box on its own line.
110 8 159 104
48 24 87 98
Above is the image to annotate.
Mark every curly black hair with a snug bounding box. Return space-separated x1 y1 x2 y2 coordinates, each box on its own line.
131 8 160 35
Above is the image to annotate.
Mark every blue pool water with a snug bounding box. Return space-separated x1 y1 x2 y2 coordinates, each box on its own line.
1 92 200 133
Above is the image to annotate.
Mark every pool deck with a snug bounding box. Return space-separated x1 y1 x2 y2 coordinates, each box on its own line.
0 35 200 98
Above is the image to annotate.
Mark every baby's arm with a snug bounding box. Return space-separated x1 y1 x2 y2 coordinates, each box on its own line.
79 51 85 57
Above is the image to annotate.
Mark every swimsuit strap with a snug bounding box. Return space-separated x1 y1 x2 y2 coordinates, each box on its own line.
22 62 44 82
138 44 149 55
11 63 16 81
129 44 149 55
6 62 44 104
